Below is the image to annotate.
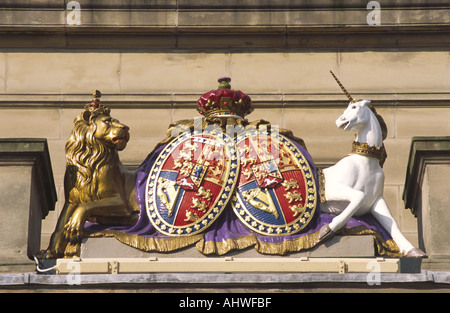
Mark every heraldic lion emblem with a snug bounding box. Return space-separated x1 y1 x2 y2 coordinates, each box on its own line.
37 91 139 258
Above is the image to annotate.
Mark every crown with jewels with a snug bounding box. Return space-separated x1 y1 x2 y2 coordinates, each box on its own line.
84 90 110 117
197 77 253 118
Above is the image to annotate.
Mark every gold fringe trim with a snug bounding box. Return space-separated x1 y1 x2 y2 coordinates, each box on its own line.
196 235 259 255
196 232 321 256
196 226 402 257
87 226 402 258
318 169 326 203
87 229 203 253
255 232 320 255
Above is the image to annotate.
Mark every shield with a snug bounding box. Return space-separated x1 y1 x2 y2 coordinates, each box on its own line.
146 129 239 236
231 129 317 236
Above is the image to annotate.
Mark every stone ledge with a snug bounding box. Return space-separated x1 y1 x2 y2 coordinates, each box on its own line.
1 271 449 291
1 26 450 50
5 0 450 10
1 3 450 28
1 92 450 109
31 236 423 275
2 0 450 10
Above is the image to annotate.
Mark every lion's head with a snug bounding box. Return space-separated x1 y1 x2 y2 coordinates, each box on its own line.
65 91 130 203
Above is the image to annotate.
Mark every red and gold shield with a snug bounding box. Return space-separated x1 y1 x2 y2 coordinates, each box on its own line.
146 129 239 236
231 129 317 236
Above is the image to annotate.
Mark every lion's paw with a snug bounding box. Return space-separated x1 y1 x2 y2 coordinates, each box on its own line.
64 214 84 244
35 248 64 259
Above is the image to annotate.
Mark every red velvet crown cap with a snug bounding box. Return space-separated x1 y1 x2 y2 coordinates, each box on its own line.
197 77 253 118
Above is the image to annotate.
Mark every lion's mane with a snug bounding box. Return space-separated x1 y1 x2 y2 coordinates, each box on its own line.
65 111 118 204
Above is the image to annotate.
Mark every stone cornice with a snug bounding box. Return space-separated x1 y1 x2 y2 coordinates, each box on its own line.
0 92 448 109
0 2 450 49
1 1 450 9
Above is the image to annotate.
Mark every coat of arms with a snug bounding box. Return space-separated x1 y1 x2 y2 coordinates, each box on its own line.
146 129 239 236
231 129 317 236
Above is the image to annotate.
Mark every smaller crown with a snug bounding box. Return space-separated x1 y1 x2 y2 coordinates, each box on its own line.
197 77 253 118
84 90 110 116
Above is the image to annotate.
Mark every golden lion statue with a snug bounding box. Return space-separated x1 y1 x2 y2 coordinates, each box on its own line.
38 91 139 258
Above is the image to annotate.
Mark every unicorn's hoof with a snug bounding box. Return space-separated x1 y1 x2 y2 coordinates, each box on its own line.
318 223 335 243
406 248 428 258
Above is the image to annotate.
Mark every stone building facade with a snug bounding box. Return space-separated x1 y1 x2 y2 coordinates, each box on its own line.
0 1 449 257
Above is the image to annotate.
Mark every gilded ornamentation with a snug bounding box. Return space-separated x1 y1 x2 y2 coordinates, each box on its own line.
284 191 303 204
281 179 300 191
191 198 208 212
232 130 317 236
196 186 213 201
241 188 279 219
185 211 200 222
351 141 385 163
33 76 415 261
289 204 304 217
156 177 179 217
197 77 253 118
37 91 139 258
146 129 239 236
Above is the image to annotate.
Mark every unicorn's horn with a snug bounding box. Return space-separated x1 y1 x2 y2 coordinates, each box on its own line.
330 70 354 103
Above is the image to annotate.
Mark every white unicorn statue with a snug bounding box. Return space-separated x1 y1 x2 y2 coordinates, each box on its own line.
318 71 427 258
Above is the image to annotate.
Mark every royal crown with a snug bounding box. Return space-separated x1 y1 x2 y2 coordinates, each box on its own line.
84 90 110 116
197 77 253 118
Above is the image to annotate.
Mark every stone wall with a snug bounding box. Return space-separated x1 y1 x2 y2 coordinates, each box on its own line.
0 1 449 250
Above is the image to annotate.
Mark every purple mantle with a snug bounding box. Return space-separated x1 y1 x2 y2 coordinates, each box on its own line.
85 138 395 255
